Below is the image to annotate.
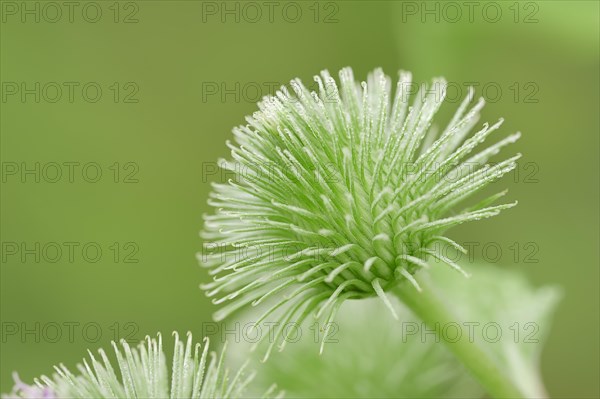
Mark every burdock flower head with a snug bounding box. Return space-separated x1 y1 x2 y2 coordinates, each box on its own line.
200 67 520 351
2 333 280 399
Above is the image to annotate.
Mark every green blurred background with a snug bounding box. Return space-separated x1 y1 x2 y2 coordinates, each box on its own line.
1 1 598 397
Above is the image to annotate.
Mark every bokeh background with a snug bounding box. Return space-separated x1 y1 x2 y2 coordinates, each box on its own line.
1 1 598 397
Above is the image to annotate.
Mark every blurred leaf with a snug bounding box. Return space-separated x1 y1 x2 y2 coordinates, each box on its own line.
227 262 560 398
424 262 562 398
228 297 483 398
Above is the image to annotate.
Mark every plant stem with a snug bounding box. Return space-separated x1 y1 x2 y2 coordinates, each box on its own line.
393 280 525 399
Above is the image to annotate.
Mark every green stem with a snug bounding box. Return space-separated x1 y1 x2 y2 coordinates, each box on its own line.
393 280 525 399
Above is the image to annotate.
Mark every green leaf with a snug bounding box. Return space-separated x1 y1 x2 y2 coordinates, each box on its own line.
423 262 562 398
226 262 559 398
227 297 483 398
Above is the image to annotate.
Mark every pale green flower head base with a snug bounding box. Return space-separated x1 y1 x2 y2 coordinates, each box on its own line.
201 67 520 348
2 333 281 399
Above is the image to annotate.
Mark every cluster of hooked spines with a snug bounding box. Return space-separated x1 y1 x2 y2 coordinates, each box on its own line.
3 333 278 399
200 67 520 353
